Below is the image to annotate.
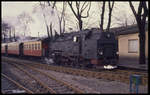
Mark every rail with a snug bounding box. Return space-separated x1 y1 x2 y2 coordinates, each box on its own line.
2 73 33 94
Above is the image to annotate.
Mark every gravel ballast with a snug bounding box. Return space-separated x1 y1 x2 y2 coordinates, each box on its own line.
1 61 147 94
37 67 148 94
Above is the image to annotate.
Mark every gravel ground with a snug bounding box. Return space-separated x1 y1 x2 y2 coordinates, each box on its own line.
1 76 26 94
1 61 148 94
37 68 148 94
1 62 49 93
1 62 26 94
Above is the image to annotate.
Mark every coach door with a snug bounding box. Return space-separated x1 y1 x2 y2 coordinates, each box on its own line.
42 43 49 57
19 43 23 56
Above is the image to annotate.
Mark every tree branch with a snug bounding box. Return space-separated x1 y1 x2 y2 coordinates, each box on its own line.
68 1 78 19
81 2 91 18
129 1 137 18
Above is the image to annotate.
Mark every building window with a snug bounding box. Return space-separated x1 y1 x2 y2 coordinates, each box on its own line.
128 39 138 53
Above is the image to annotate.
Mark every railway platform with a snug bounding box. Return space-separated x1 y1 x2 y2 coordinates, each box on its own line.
117 58 148 71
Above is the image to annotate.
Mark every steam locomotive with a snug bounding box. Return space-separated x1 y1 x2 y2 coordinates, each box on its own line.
1 29 118 69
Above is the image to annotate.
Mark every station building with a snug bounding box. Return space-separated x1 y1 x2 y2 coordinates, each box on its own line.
111 22 148 66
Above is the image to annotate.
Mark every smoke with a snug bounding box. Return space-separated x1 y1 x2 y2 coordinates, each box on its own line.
44 58 54 65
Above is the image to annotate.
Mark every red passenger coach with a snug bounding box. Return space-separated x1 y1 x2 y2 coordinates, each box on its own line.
23 40 49 57
7 42 20 55
23 41 42 57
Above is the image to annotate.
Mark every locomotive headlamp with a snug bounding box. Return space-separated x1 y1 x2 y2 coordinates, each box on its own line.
116 52 119 54
107 34 111 38
52 53 55 56
99 51 103 55
100 51 103 55
73 36 77 42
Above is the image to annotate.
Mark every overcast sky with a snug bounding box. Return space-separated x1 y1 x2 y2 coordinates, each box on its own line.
2 1 140 37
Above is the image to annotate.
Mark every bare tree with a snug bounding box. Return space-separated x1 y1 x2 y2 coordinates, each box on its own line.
106 1 115 32
39 2 51 38
129 1 148 64
99 1 106 32
57 2 67 34
113 11 137 27
47 1 57 37
12 27 16 41
68 1 91 31
37 1 57 38
2 21 10 42
9 27 12 41
17 12 34 37
47 1 56 9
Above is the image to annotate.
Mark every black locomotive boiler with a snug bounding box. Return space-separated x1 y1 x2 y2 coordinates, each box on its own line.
49 29 118 69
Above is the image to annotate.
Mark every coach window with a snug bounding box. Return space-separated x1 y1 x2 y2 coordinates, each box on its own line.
35 44 36 50
34 44 35 50
30 44 31 50
24 45 25 50
29 44 31 50
25 45 26 50
35 44 37 50
36 44 38 50
37 44 39 50
27 44 28 50
38 43 40 50
32 44 34 50
24 45 26 50
26 45 27 50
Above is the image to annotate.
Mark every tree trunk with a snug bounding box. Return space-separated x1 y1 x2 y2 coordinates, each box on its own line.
139 32 146 64
9 29 11 42
106 11 111 32
106 1 114 32
100 1 105 32
14 31 16 41
46 25 50 38
129 1 148 65
50 23 53 38
79 18 83 31
63 18 65 33
59 19 62 35
4 33 6 43
138 22 146 64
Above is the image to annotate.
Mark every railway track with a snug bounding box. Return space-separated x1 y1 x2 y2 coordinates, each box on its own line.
1 73 33 94
4 60 84 93
2 56 148 86
2 62 54 94
12 62 84 94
